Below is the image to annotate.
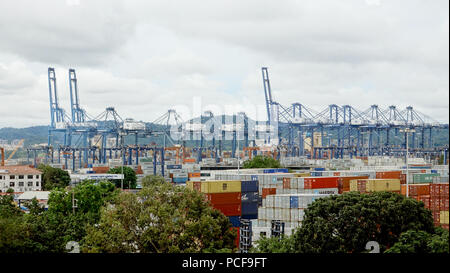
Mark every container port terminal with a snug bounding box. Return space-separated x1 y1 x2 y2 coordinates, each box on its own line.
1 66 447 253
22 67 448 171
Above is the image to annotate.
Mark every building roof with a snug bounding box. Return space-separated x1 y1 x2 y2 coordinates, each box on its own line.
0 165 42 175
17 191 50 200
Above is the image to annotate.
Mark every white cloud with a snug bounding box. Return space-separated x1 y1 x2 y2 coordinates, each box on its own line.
0 0 448 128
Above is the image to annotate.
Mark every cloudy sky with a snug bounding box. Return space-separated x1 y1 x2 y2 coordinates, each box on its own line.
0 0 448 128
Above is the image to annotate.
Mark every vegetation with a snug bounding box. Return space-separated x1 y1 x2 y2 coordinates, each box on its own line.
251 235 295 253
385 228 449 253
0 180 118 253
252 192 446 253
243 155 282 169
82 182 236 253
141 175 166 188
107 166 137 189
37 164 71 191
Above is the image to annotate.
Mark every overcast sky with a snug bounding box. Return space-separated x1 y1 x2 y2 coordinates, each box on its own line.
0 0 448 128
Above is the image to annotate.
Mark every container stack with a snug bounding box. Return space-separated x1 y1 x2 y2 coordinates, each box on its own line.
430 183 449 230
349 179 401 193
257 193 332 230
241 180 259 219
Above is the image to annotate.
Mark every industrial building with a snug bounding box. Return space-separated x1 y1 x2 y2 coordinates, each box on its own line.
0 165 42 193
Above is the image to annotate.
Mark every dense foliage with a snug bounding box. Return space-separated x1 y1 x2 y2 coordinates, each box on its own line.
0 180 118 253
292 192 435 253
141 175 166 188
37 164 71 190
107 166 137 189
385 227 449 253
243 155 282 169
252 192 445 253
82 182 237 253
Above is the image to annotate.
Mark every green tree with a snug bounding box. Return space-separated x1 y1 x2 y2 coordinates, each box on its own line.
107 166 137 189
243 155 282 169
82 182 237 253
37 164 71 190
18 180 118 253
292 192 435 253
385 227 449 253
251 235 295 253
0 192 22 218
141 175 166 188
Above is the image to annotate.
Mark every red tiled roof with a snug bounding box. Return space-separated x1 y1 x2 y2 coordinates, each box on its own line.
0 165 42 175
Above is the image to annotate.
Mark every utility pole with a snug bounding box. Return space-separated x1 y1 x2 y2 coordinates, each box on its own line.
237 126 240 175
401 128 415 198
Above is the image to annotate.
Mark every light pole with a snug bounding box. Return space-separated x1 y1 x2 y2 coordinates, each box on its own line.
401 128 415 198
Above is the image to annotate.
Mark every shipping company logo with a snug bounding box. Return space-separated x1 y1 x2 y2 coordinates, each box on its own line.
168 96 279 144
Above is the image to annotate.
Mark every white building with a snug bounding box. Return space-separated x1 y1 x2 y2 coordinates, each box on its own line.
0 165 42 193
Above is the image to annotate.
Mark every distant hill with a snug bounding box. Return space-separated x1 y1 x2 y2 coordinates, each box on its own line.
1 121 448 159
0 126 49 146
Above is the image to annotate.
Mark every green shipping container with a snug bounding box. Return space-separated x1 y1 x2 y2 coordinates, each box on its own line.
412 173 439 183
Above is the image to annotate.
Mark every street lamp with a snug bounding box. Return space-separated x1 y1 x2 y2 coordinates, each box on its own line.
400 128 416 198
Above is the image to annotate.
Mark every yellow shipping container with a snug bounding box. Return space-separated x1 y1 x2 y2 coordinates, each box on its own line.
200 180 241 193
349 179 359 192
294 172 311 177
440 211 449 225
349 179 400 192
186 181 194 190
367 179 401 192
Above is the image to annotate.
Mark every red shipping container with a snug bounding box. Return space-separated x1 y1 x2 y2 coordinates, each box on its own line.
193 182 201 191
282 178 291 189
430 197 440 211
304 177 339 189
205 192 241 205
230 227 240 249
442 224 449 230
418 195 431 209
376 171 401 179
433 211 440 223
212 203 241 216
262 188 277 199
400 174 406 184
333 172 340 176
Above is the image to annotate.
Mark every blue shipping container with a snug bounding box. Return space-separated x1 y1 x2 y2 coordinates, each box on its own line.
241 202 258 216
173 177 188 183
431 170 437 174
241 213 258 220
314 167 325 171
241 192 259 203
263 169 276 174
167 164 182 169
228 216 241 227
290 196 298 208
277 168 289 173
251 175 258 181
241 180 259 192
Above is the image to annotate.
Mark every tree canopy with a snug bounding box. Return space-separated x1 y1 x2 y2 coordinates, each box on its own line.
37 164 71 190
107 166 137 189
82 182 237 253
243 155 282 169
385 227 449 253
141 175 166 188
292 192 435 253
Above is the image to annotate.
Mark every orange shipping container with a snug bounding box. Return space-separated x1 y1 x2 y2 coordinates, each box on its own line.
188 172 201 178
376 171 402 179
283 178 291 189
262 188 276 199
183 158 196 163
401 184 430 196
93 166 110 173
